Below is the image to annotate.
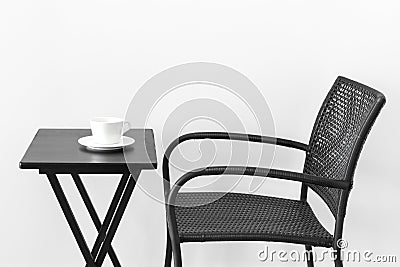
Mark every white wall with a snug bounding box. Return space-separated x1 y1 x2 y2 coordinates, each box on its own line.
1 0 399 266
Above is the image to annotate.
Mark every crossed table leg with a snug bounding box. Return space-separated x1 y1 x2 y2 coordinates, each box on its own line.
45 170 140 266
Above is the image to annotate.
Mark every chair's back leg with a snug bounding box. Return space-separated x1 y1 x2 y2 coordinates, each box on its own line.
305 245 314 267
334 257 343 267
334 248 343 267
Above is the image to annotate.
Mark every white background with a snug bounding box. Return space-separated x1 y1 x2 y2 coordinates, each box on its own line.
1 0 399 266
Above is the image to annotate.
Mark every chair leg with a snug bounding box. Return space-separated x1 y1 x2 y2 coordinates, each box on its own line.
166 200 182 266
334 248 343 267
305 245 314 267
168 229 182 267
171 241 183 267
334 259 343 267
164 232 172 267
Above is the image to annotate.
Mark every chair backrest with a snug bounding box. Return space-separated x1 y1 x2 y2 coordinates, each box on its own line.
303 76 386 217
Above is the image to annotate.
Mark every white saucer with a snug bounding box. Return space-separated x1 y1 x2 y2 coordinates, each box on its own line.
78 136 135 151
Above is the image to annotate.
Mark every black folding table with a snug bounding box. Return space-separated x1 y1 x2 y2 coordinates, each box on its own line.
20 129 157 267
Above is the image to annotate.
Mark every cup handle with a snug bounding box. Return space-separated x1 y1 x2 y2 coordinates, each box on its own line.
122 121 131 135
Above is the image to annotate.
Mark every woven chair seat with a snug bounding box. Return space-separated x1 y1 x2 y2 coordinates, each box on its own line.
175 192 333 247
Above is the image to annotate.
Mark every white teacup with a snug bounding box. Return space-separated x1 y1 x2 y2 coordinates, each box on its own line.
90 117 131 145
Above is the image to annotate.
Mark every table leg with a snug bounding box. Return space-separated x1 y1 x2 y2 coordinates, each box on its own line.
72 173 128 267
47 173 96 267
95 170 140 266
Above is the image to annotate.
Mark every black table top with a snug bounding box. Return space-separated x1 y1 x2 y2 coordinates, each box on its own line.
20 129 157 174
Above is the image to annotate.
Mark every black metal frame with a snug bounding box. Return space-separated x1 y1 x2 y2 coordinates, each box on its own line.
162 133 327 267
162 77 386 267
45 169 140 267
162 133 319 267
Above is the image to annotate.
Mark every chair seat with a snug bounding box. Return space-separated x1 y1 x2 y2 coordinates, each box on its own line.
175 192 333 247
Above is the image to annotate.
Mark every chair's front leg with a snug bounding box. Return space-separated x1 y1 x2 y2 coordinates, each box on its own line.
305 245 314 267
164 231 172 267
171 240 182 267
167 205 183 267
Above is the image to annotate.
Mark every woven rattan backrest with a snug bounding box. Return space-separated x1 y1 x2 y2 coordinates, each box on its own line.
303 76 386 216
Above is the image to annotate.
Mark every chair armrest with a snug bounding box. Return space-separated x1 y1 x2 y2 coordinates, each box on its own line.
164 132 309 158
167 166 350 205
162 132 309 192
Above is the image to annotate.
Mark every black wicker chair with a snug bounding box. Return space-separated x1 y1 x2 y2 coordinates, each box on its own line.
162 76 386 267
